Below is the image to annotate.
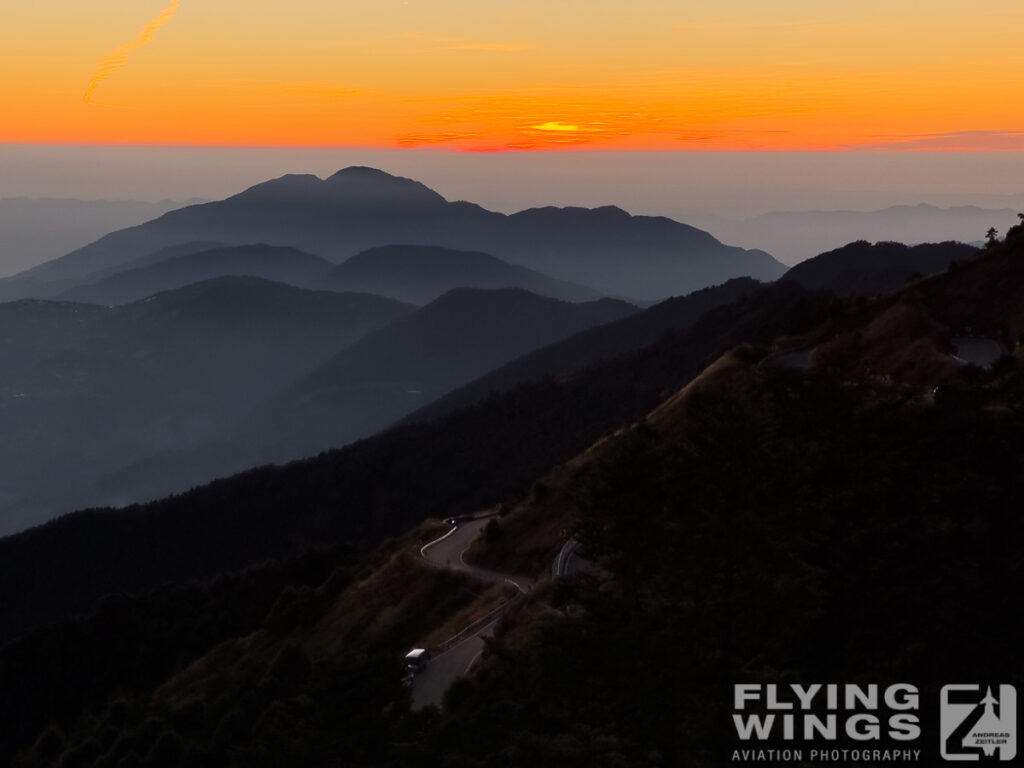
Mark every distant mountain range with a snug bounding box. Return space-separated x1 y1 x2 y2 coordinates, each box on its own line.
0 283 634 532
321 244 601 304
0 279 412 535
58 244 332 305
56 242 600 307
57 288 638 515
694 203 1020 265
0 168 788 533
0 167 784 302
409 276 764 424
0 167 997 538
0 223 984 532
238 288 637 464
0 197 199 278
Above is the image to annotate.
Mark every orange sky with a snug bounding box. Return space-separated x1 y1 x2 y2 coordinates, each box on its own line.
3 1 1024 151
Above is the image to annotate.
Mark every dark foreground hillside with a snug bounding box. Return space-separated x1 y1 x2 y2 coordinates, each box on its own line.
782 239 978 295
445 355 1024 766
5 339 1024 768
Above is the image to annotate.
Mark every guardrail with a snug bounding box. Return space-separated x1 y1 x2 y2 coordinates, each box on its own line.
433 592 523 654
552 538 581 578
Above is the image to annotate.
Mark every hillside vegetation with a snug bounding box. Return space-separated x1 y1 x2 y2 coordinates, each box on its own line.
7 332 1024 766
782 240 977 295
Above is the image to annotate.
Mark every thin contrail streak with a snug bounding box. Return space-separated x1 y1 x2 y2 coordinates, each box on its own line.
84 0 181 102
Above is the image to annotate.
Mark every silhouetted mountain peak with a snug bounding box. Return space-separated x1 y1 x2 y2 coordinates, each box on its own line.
512 205 600 221
233 174 325 201
327 166 400 181
233 167 447 208
508 203 712 240
324 167 447 206
593 204 630 217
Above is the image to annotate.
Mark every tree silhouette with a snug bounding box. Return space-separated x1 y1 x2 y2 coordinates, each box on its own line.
1008 213 1024 242
986 227 1000 247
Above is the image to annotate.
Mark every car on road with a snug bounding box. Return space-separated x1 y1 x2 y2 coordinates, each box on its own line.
404 647 431 674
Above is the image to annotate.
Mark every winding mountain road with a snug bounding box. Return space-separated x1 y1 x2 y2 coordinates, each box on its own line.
411 516 530 708
419 517 530 594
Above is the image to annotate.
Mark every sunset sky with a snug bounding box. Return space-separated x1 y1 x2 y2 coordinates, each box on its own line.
3 0 1024 151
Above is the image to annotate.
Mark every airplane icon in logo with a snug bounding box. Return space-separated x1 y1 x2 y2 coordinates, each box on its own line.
941 684 1017 761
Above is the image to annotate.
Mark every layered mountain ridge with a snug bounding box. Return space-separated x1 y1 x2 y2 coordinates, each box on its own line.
0 167 785 302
